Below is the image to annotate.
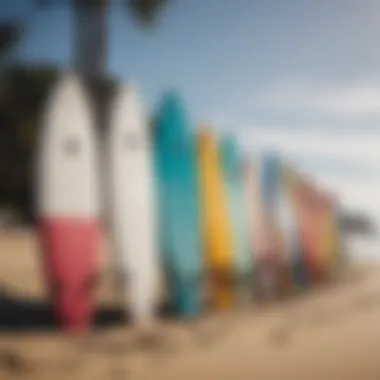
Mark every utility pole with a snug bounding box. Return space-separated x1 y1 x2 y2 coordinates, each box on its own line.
73 0 108 78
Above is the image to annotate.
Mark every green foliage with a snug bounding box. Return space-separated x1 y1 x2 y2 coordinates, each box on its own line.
0 23 22 58
127 0 170 25
33 0 170 25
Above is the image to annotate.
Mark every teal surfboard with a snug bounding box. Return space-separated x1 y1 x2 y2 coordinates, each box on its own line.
153 91 202 317
219 135 252 303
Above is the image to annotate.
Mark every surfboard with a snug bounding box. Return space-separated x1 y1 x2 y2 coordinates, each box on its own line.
276 162 305 290
314 188 343 280
219 136 252 304
197 128 235 309
314 187 333 282
277 165 297 260
36 73 101 331
107 84 159 326
257 151 292 297
316 190 334 278
153 91 202 317
296 179 323 283
259 152 284 262
243 157 277 300
328 195 344 271
243 158 266 266
282 165 309 288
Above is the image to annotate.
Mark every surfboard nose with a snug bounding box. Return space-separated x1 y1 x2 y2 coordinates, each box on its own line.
113 83 139 107
110 84 146 136
155 91 191 145
45 73 90 123
159 90 183 108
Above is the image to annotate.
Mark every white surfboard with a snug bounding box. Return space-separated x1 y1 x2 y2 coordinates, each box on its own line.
36 73 100 219
107 84 159 326
35 73 101 329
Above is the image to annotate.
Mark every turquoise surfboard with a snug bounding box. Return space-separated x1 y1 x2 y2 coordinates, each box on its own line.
153 91 202 317
219 135 252 303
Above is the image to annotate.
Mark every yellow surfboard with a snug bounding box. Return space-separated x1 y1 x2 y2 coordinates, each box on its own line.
197 128 235 309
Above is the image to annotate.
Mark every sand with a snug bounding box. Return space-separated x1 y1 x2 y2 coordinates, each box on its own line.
1 229 380 380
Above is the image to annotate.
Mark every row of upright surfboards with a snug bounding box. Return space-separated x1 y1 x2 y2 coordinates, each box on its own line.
36 73 342 331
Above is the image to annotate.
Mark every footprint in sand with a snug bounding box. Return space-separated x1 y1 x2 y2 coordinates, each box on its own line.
0 350 31 375
269 325 293 346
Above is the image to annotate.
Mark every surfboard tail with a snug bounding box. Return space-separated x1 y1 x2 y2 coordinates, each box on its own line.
207 270 237 309
211 288 235 309
170 278 202 318
39 218 101 331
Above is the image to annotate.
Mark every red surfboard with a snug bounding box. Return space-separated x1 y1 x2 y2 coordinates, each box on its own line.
36 73 101 331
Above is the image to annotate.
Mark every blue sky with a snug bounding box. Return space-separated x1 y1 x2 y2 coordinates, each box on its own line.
3 0 380 123
2 0 380 223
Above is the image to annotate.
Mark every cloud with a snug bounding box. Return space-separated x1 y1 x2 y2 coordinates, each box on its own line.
238 129 380 161
255 78 380 119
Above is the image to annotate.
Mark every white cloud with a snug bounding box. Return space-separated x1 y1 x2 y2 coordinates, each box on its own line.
238 129 380 162
256 79 380 119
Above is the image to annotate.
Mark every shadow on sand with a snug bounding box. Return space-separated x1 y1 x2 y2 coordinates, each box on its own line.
0 285 127 333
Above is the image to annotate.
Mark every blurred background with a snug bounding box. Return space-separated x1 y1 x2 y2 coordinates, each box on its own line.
1 1 380 379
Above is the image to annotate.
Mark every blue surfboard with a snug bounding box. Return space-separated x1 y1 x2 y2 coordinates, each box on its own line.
219 135 252 303
260 151 281 214
153 91 202 317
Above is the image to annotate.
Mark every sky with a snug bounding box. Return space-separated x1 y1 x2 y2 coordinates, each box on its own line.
2 0 380 228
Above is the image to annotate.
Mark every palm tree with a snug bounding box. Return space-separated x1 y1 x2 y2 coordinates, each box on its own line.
0 22 22 66
35 0 169 77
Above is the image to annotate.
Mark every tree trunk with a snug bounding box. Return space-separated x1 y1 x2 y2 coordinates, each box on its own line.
73 0 108 78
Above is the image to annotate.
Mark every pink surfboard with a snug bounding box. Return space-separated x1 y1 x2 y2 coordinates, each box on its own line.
36 73 101 331
244 158 278 298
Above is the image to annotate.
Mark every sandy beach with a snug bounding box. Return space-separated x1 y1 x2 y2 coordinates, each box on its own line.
1 229 380 380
